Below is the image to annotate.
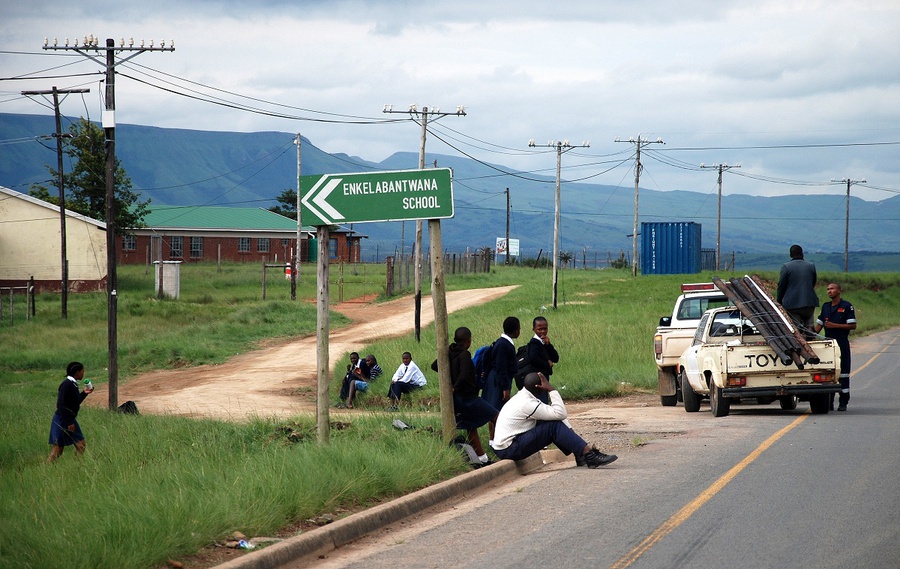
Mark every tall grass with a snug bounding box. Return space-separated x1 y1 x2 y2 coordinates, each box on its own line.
2 262 897 568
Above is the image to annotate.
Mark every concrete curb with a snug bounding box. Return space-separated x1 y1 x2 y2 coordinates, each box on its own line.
213 452 556 569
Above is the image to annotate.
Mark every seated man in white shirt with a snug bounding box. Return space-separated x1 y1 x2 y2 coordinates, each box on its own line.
491 372 617 468
386 351 427 411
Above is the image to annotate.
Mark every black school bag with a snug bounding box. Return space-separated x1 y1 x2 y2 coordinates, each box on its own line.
513 344 535 390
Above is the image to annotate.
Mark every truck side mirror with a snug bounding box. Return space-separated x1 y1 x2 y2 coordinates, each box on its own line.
659 316 671 327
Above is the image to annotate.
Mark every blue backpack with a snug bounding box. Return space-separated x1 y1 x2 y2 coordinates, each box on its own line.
472 342 495 390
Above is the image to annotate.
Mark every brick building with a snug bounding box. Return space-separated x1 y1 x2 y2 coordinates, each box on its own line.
120 205 364 265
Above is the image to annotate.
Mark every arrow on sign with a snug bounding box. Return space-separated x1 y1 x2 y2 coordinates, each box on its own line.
302 176 344 224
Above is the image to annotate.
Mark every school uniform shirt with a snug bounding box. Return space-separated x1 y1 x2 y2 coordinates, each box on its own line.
391 361 427 386
491 388 570 451
489 334 518 392
56 375 88 426
527 334 559 377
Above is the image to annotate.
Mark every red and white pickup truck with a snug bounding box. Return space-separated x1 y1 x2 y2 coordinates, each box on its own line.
654 283 731 406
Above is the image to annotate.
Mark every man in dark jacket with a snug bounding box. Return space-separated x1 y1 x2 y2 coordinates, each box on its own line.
776 244 818 331
434 327 498 466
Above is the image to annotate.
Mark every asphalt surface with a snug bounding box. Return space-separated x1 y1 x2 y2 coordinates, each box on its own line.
212 327 900 569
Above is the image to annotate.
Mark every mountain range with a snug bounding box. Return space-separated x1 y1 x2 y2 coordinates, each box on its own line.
2 112 898 269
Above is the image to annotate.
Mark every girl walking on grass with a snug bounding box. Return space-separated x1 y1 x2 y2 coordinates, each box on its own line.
47 361 94 462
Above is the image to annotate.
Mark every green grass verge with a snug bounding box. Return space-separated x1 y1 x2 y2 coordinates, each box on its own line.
1 262 897 568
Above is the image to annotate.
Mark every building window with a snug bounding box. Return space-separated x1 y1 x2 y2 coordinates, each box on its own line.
281 238 289 247
238 237 250 253
190 237 203 258
329 237 338 259
258 238 270 253
170 236 183 258
122 235 136 251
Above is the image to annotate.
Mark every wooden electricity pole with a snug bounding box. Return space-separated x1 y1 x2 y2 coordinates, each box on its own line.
20 85 89 319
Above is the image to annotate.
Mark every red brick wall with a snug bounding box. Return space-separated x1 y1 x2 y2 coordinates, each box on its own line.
117 235 362 265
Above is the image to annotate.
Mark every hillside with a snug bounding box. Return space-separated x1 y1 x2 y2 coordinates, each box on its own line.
3 112 899 266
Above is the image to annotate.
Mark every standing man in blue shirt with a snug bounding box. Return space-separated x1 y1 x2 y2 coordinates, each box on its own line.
815 283 857 412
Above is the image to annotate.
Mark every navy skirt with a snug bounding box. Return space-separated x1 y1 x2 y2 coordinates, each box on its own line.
454 394 498 430
49 412 84 446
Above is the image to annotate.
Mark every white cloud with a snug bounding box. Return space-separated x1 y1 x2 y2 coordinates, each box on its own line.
2 0 899 202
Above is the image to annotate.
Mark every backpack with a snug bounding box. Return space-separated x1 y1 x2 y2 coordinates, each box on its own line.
117 400 139 414
472 342 495 390
513 344 534 390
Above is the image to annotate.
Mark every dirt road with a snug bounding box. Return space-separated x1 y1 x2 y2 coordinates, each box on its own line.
88 286 518 421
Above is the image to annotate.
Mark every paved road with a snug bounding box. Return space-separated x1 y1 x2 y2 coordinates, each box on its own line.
297 328 900 569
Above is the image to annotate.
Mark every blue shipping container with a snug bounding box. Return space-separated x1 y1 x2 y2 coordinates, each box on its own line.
641 222 702 275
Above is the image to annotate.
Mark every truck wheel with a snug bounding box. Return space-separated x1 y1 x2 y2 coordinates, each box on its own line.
710 384 730 417
681 371 700 413
809 394 830 414
659 369 678 407
779 396 798 410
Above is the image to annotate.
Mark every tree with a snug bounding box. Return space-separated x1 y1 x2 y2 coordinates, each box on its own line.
269 188 298 220
559 251 573 268
30 117 149 231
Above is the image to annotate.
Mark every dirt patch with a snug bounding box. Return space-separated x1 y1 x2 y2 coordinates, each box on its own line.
88 286 518 420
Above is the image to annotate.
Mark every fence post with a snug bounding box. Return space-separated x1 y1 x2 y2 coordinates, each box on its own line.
262 262 267 300
28 276 35 319
385 255 394 296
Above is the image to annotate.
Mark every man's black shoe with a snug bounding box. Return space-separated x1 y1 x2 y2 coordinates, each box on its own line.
837 405 847 412
579 449 618 468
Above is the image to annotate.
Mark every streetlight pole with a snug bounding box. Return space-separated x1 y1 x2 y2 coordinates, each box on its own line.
527 139 590 309
831 177 866 273
616 135 664 276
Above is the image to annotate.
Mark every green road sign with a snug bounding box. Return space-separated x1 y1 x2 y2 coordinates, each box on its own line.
300 168 454 226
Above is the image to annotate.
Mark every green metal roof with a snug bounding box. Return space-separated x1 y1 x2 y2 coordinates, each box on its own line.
143 206 313 231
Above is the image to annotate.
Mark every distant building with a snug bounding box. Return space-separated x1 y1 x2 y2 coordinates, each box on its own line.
120 205 365 265
0 185 107 293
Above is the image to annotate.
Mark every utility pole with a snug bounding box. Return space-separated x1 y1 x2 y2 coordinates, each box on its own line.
831 177 866 273
383 104 466 341
700 163 739 271
616 135 664 276
292 133 302 300
21 85 90 318
505 187 511 266
528 139 590 309
44 36 174 410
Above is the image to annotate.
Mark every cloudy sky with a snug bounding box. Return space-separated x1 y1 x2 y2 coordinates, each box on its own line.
2 1 899 202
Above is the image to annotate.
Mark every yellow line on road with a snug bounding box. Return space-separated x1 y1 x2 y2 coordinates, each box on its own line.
609 413 809 569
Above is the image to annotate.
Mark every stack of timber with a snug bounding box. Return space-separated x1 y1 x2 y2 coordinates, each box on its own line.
712 275 820 370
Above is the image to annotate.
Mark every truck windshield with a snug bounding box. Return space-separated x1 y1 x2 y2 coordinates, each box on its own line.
677 296 730 320
709 310 759 337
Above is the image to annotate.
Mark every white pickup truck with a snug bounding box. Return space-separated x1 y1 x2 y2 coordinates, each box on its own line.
678 306 841 417
654 283 731 406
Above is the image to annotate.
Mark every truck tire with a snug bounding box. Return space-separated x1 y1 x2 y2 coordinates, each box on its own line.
809 394 830 414
779 395 798 410
710 383 730 417
681 371 700 413
659 368 678 407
